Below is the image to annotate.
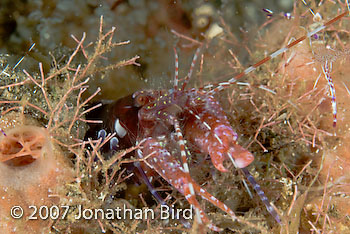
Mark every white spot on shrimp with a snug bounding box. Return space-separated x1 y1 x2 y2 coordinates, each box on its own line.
157 135 166 140
203 121 211 130
114 118 127 138
214 134 223 145
267 205 274 212
189 183 195 195
195 209 202 224
183 162 190 173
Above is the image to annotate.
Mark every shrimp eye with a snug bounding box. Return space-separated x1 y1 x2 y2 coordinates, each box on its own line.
134 94 148 107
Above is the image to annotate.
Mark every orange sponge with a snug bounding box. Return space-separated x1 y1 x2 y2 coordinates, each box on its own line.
0 126 51 167
0 114 73 233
